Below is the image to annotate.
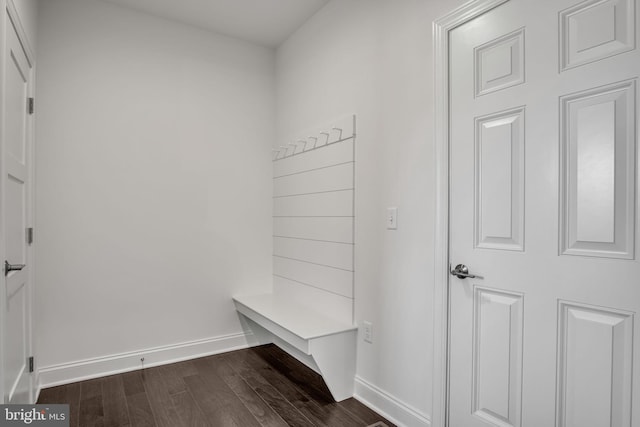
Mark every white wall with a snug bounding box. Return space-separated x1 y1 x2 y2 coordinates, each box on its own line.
276 0 465 424
33 0 482 422
35 0 274 381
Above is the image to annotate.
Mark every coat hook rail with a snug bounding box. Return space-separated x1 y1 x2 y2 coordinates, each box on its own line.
273 115 356 161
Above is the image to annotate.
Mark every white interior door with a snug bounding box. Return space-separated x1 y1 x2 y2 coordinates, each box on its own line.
2 10 34 404
448 0 639 425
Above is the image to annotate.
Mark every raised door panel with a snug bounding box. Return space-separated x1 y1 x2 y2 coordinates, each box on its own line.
475 28 525 97
475 107 525 251
560 0 635 71
7 47 28 165
556 301 633 427
472 287 524 427
560 80 636 258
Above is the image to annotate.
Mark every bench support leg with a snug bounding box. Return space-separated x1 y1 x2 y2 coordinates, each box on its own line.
309 330 357 402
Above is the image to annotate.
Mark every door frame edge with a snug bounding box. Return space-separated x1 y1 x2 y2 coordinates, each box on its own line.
431 1 510 426
6 0 35 65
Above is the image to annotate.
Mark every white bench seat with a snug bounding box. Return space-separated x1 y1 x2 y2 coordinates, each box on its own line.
233 293 357 402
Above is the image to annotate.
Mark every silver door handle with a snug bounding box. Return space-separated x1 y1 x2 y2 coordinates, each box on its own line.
4 260 25 276
450 264 483 280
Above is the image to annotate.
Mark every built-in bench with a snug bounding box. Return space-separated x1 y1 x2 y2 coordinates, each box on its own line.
233 293 357 402
236 116 358 402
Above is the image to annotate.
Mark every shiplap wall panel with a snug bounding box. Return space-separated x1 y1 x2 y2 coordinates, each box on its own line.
273 162 353 197
273 256 353 298
274 275 353 323
273 217 353 243
274 190 353 217
272 115 355 325
273 237 353 271
274 138 354 177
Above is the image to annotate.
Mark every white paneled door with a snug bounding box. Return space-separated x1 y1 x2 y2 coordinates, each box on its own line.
2 11 34 404
448 0 639 426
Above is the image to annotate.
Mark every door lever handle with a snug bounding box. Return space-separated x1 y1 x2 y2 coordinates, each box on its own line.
450 264 483 280
5 260 25 276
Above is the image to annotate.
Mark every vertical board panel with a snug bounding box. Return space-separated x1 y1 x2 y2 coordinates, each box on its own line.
472 287 523 427
273 162 354 197
274 190 353 217
475 107 525 251
557 301 633 427
273 217 353 243
273 276 353 324
273 237 353 271
560 80 636 258
273 256 353 298
272 116 355 323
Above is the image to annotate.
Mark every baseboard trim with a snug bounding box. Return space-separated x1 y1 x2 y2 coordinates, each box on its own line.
354 376 431 427
38 331 259 390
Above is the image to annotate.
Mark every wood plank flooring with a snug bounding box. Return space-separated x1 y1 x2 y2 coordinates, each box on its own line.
38 344 394 427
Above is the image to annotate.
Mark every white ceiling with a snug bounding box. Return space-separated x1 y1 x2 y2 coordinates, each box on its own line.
100 0 330 48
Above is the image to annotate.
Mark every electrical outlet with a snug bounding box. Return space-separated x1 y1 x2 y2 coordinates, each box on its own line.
387 207 398 230
363 321 373 343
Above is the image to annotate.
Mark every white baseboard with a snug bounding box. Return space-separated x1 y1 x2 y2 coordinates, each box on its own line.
38 331 259 390
38 333 431 427
354 376 431 427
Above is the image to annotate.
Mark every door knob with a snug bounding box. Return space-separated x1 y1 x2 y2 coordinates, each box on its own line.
4 260 25 276
450 264 483 280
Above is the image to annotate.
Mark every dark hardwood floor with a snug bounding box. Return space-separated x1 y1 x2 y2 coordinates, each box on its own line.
38 344 395 427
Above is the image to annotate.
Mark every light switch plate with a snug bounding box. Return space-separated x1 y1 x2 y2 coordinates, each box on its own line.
363 321 373 343
387 207 398 230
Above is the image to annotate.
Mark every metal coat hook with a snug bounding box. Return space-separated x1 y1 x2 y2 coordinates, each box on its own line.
320 131 330 145
332 127 343 140
308 136 318 148
271 148 280 160
296 139 308 150
279 145 290 158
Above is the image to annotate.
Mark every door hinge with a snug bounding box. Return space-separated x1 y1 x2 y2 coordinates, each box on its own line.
28 356 34 373
26 227 34 245
28 97 34 115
